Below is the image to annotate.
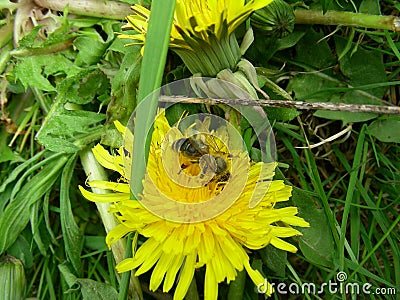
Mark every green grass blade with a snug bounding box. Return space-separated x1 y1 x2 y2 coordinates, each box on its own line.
124 1 176 298
118 234 133 300
0 149 46 193
130 0 176 197
304 149 340 246
0 155 68 254
384 30 400 62
333 146 400 289
339 125 365 270
60 154 84 275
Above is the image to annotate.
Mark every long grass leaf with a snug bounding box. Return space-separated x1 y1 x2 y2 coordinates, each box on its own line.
0 150 46 193
60 154 84 275
0 155 68 254
339 125 365 269
130 0 176 198
333 147 400 288
122 1 176 299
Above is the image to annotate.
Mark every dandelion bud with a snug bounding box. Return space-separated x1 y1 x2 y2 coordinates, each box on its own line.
251 0 295 38
0 255 26 300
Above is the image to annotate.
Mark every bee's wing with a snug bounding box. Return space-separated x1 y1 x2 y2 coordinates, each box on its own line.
204 133 228 154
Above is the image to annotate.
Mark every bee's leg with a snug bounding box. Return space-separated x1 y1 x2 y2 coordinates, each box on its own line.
199 164 209 179
177 162 189 175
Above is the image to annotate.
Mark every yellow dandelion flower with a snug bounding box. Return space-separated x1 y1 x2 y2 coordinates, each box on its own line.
79 111 309 300
119 0 273 76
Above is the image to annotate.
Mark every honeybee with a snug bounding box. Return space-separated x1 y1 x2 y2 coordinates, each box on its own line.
172 135 230 184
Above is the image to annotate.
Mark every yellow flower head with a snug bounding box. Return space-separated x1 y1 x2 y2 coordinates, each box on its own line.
79 111 309 300
119 0 274 76
121 0 273 48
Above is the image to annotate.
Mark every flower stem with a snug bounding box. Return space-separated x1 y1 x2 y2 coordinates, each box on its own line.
79 147 125 262
79 147 143 300
294 9 400 32
10 40 73 57
118 234 134 300
33 0 131 20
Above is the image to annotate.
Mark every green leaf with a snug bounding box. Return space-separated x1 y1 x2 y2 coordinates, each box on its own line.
0 185 11 216
0 150 45 193
84 236 107 251
7 234 34 269
291 188 334 268
58 69 110 105
0 155 68 254
118 0 146 5
108 32 136 53
368 117 400 143
58 264 79 290
227 270 246 300
288 73 337 101
165 103 199 127
30 201 49 256
75 70 110 103
0 135 18 163
321 0 332 13
335 36 387 98
17 18 74 49
17 26 42 49
102 52 138 148
42 21 75 45
78 279 118 300
43 190 57 245
36 70 107 153
14 53 79 92
59 264 118 300
265 107 299 122
42 54 80 77
130 0 176 197
247 30 305 63
288 34 388 124
36 110 105 153
74 36 109 66
294 27 336 69
14 56 56 91
107 45 141 125
359 0 381 15
60 155 84 274
310 37 388 123
259 245 287 277
289 71 379 123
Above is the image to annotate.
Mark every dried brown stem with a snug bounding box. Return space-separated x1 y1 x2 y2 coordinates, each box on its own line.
33 0 131 20
159 95 400 115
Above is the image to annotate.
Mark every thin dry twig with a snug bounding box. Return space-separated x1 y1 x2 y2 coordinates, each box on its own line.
296 124 353 149
159 95 400 115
